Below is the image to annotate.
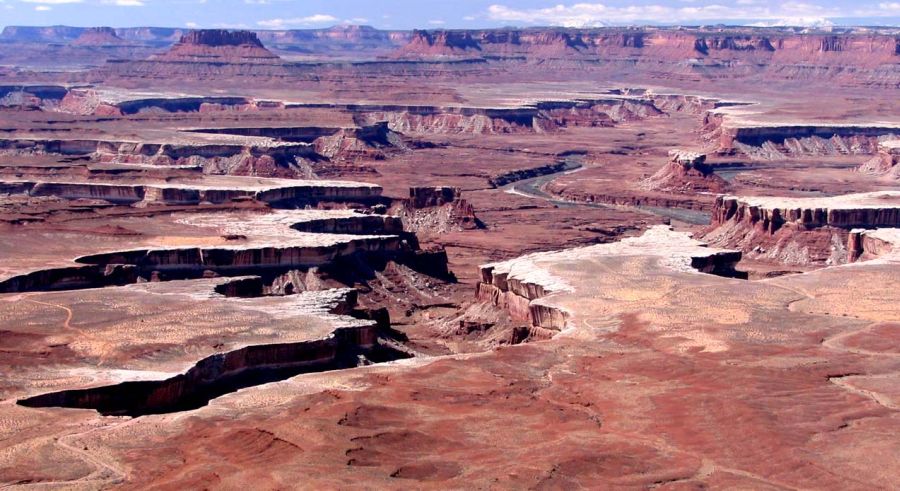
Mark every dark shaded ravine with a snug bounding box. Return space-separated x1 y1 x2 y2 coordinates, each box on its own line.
18 324 412 417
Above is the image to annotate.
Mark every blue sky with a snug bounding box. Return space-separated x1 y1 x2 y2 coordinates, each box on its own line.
1 1 899 29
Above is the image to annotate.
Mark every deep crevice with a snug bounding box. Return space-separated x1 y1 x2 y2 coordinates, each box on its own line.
17 325 411 417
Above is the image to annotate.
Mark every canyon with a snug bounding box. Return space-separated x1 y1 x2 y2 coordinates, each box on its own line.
0 23 898 489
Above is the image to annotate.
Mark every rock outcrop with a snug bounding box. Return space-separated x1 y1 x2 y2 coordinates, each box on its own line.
858 140 900 180
711 193 900 232
642 150 727 193
0 137 325 177
392 187 479 235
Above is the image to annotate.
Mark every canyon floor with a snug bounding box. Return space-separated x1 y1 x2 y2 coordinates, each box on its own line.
0 26 899 489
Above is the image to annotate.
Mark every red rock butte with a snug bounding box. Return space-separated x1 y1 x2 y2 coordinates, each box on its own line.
71 27 129 47
151 29 281 63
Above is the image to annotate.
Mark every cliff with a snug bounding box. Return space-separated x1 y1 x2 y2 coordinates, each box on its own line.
713 122 900 159
704 192 900 265
2 178 382 207
711 193 900 232
390 27 900 85
396 30 482 57
848 228 900 262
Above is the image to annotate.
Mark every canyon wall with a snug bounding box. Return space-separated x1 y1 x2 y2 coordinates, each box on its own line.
2 179 382 206
704 193 900 265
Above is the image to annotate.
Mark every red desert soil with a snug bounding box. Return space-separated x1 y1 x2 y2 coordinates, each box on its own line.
0 24 898 489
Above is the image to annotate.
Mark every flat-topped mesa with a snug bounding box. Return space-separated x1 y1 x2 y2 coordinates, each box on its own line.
397 30 482 56
0 207 442 293
642 149 726 193
858 140 900 180
392 28 899 66
71 27 128 46
477 226 743 331
180 29 264 48
151 29 281 63
0 137 323 177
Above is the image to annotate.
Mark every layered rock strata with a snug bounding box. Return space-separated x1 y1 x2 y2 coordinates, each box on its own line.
1 178 381 206
71 27 130 47
712 192 900 232
705 112 900 159
705 192 900 265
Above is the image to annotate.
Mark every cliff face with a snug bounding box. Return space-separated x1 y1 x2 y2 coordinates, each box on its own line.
179 29 264 48
395 28 899 63
848 228 900 262
704 192 900 265
705 116 900 159
390 28 900 85
398 30 482 56
4 179 381 207
711 194 900 232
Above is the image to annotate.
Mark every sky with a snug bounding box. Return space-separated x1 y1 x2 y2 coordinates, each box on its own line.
1 0 899 30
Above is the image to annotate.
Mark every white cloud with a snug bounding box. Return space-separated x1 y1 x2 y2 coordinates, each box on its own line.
185 21 198 28
102 0 144 5
257 14 337 28
484 2 870 27
427 19 446 25
35 5 51 9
